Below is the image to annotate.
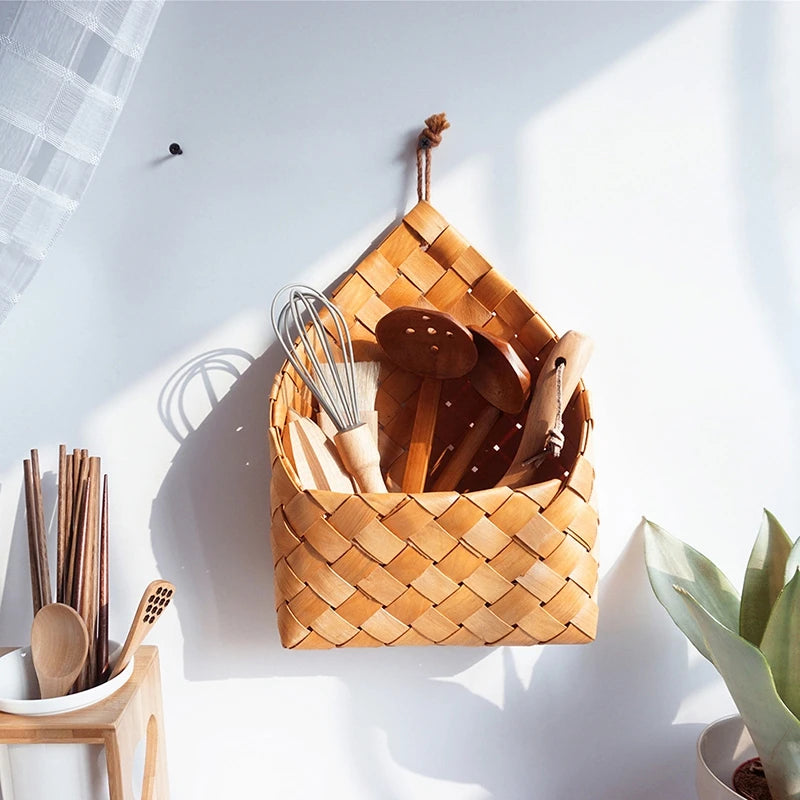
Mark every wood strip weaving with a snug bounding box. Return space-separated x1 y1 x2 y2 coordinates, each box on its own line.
268 201 598 649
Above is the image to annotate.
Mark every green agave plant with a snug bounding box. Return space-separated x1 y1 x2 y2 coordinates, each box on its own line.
644 511 800 800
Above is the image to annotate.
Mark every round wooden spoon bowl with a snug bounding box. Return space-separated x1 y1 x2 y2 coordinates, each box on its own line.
376 306 478 492
30 602 89 699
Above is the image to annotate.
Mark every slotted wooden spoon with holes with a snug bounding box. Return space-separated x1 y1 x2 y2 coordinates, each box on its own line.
109 580 175 680
376 307 478 493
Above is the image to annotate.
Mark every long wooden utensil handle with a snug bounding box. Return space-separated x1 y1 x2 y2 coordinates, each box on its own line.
56 445 66 603
498 331 593 488
401 376 442 493
97 475 109 682
62 453 73 603
80 457 100 687
23 460 43 615
30 450 52 607
432 405 500 491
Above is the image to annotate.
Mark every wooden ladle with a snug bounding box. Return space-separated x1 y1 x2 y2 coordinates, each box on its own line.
30 602 89 699
376 307 478 493
497 330 594 489
432 327 531 491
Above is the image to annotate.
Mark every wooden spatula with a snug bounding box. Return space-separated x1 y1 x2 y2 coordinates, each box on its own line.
497 330 593 489
109 580 174 680
284 410 356 492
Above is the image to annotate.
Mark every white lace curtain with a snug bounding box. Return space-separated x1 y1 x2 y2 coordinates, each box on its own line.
0 0 163 324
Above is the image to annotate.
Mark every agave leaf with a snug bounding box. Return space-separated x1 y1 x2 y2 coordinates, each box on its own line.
740 510 792 646
643 519 740 662
678 587 800 800
784 537 800 587
761 571 800 721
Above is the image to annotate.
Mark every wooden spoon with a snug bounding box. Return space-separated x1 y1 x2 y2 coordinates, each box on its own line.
497 330 593 489
30 603 89 699
432 327 531 491
109 580 175 680
376 307 477 493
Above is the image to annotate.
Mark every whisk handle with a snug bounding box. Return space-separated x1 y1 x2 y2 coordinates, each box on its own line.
334 424 388 493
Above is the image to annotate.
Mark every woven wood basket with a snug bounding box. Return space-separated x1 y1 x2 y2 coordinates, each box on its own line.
268 200 598 649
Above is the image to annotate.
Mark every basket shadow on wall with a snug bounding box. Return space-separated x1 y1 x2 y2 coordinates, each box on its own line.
145 350 713 797
148 345 489 681
339 524 714 799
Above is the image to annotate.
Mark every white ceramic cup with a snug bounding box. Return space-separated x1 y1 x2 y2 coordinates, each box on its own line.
0 643 135 800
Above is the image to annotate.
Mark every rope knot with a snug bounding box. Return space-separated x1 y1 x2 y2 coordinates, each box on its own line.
416 113 449 201
418 113 450 150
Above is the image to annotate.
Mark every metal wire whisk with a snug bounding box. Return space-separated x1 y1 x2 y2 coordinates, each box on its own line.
271 285 361 431
271 284 387 493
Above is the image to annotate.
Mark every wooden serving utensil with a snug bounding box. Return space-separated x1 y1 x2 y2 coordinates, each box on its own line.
30 603 89 699
432 327 531 491
109 580 175 680
497 330 594 489
97 475 109 682
283 409 355 492
376 307 478 493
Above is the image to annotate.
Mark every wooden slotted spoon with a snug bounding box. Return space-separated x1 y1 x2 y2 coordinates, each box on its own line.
376 307 478 493
109 580 175 680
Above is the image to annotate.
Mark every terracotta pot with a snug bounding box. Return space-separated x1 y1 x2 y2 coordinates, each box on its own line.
697 715 758 799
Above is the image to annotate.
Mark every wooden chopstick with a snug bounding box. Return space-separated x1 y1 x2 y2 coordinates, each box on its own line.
57 445 66 604
71 449 80 499
81 456 101 687
66 455 90 606
22 459 43 615
71 475 91 691
97 475 109 683
63 453 74 603
30 450 52 607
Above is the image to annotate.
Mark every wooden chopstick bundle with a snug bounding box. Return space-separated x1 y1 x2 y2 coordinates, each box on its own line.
22 445 111 691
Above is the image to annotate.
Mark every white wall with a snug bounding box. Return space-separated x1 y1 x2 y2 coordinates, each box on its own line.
1 2 799 798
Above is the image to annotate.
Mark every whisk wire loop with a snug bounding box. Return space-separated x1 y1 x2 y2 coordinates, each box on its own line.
271 285 361 432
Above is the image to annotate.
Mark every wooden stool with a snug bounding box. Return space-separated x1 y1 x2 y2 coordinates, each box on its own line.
0 646 168 800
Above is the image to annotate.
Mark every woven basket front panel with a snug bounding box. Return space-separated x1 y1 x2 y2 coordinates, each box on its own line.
268 201 598 649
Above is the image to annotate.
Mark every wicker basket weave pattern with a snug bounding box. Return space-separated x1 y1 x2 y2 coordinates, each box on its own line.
268 201 598 649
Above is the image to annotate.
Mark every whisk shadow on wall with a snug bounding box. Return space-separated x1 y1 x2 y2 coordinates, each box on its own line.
149 344 489 681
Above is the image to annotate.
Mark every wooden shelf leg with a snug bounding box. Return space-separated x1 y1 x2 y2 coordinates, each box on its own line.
104 651 169 800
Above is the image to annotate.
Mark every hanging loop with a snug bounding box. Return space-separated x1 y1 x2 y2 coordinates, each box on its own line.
416 113 450 202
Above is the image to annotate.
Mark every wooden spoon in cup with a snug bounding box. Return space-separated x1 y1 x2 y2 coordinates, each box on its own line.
30 603 89 699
